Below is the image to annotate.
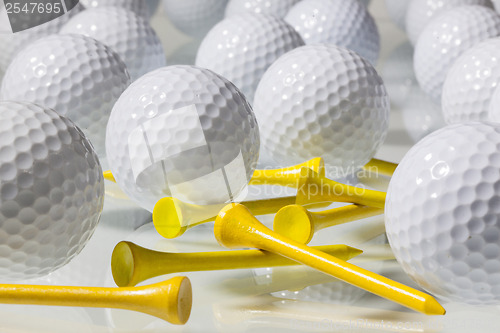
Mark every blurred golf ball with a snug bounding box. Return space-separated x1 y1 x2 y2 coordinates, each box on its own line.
442 38 500 123
196 13 304 102
253 44 390 179
225 0 301 18
60 6 166 81
106 65 260 212
162 0 229 38
386 122 500 304
0 101 104 280
414 5 500 104
79 0 149 18
0 34 131 159
0 3 83 78
489 82 500 121
285 0 380 64
406 0 494 45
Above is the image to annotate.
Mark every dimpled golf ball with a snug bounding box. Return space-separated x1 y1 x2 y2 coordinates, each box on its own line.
106 65 260 212
196 14 304 102
0 4 83 78
225 0 301 18
386 122 500 304
489 83 500 120
162 0 229 38
80 0 149 18
414 5 500 104
385 0 410 30
0 101 104 280
60 7 166 81
406 0 493 45
253 44 390 179
0 34 130 158
442 38 500 124
285 0 380 64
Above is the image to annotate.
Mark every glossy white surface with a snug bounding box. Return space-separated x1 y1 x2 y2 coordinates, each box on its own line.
106 65 259 212
0 101 103 280
253 44 390 179
0 34 130 159
79 0 149 18
405 0 494 45
413 5 500 104
195 13 304 102
285 0 380 64
225 0 301 18
386 122 500 304
442 38 500 123
60 6 166 81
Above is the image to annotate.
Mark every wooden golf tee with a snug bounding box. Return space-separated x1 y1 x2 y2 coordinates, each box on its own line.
273 204 384 244
111 241 362 287
153 195 331 239
0 276 192 325
296 168 387 208
363 158 397 177
214 204 446 316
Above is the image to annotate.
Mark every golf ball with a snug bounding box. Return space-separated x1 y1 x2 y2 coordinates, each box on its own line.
406 0 494 45
489 83 500 121
147 0 161 18
386 122 500 304
79 0 149 18
285 0 380 64
0 4 83 78
162 0 229 38
225 0 301 18
414 5 500 104
385 0 410 30
0 101 104 280
195 13 304 102
253 44 390 179
442 38 500 124
106 65 260 212
60 6 166 81
0 34 131 159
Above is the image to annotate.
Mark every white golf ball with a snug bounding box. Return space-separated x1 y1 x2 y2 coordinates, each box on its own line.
489 83 500 121
386 122 500 304
162 0 229 38
494 0 500 10
0 34 131 159
0 4 83 78
225 0 301 18
385 0 410 30
406 0 494 45
195 13 304 102
442 38 500 124
79 0 149 18
106 65 260 212
253 44 390 179
414 5 500 104
60 6 166 81
0 101 104 281
285 0 380 64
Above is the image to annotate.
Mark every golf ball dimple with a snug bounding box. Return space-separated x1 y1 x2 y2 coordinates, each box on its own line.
284 0 380 64
79 0 149 18
442 38 500 124
60 6 166 81
489 83 500 121
413 5 500 104
195 13 304 102
106 65 260 212
385 0 411 30
406 0 494 45
0 4 83 79
253 44 390 179
0 101 104 281
162 0 229 38
225 0 301 18
386 122 500 304
0 34 131 159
